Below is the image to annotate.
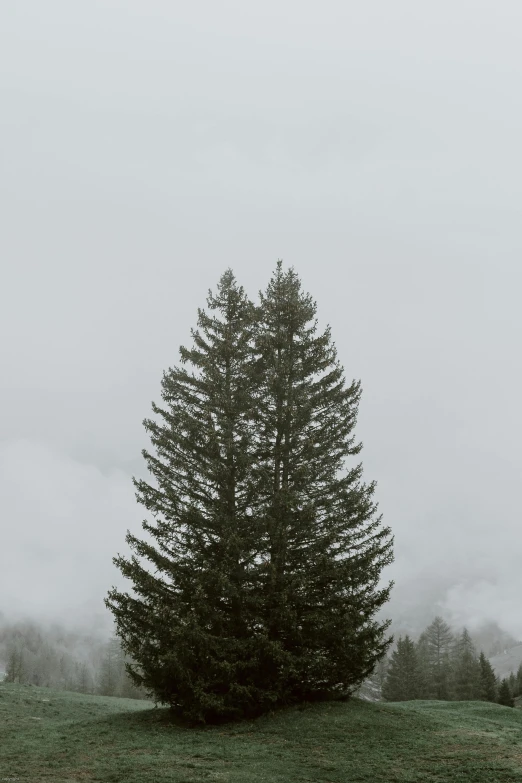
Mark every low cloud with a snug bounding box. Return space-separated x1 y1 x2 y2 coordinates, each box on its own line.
1 439 139 633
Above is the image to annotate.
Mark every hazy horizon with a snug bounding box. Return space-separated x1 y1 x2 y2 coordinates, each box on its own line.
2 1 522 639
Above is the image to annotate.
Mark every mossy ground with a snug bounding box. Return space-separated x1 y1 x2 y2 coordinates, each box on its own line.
1 682 522 782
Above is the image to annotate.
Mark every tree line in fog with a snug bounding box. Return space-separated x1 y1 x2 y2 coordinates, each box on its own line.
378 617 522 707
0 621 147 699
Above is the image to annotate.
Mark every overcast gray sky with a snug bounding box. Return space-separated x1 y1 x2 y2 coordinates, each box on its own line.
1 1 521 638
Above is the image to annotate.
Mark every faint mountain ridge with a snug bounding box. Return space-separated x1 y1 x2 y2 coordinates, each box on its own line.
488 644 522 680
469 622 521 658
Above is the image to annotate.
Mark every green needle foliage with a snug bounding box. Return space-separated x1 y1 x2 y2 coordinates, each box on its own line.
382 635 419 701
498 678 515 708
425 616 454 700
513 663 522 696
251 263 394 703
478 652 497 703
106 262 394 723
106 271 264 722
415 631 435 699
452 629 482 701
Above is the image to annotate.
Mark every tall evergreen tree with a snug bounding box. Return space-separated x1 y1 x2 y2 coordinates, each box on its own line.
424 617 454 700
515 664 522 697
452 629 481 700
478 652 497 702
98 637 122 696
498 678 515 707
106 271 264 722
251 262 394 703
382 636 418 701
415 631 434 699
5 644 24 684
106 264 394 721
75 661 94 694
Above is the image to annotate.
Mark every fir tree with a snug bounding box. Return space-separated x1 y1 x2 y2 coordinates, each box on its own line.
98 637 121 696
516 664 522 697
75 662 93 694
478 652 497 702
251 262 394 703
382 636 418 701
97 637 144 698
452 629 481 701
415 631 434 699
106 271 267 722
106 264 394 721
498 678 515 707
424 617 454 700
5 644 24 684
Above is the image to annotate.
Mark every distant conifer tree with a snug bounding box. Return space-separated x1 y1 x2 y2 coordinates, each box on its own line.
415 631 434 699
75 662 93 694
382 636 418 701
497 678 515 707
516 664 522 697
424 617 454 700
452 629 481 701
5 644 24 684
98 637 122 696
478 652 497 702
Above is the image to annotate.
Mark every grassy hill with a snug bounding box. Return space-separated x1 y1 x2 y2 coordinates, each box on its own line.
2 683 522 782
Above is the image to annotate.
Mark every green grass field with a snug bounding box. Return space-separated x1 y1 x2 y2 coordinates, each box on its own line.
2 683 522 783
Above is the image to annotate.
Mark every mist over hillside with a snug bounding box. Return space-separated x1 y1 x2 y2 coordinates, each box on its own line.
0 617 146 699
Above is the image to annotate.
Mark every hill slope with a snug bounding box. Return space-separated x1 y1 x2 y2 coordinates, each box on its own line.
1 683 522 782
